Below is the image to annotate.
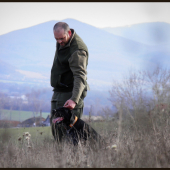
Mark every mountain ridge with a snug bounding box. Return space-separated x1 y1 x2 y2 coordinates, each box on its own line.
102 22 170 45
0 19 170 91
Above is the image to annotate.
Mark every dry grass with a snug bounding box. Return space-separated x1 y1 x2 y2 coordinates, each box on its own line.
0 112 170 168
1 65 170 167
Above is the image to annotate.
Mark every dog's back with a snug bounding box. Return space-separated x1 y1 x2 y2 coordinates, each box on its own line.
68 116 104 146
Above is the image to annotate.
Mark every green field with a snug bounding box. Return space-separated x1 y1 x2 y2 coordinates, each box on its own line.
0 126 52 144
1 109 50 122
0 121 112 142
1 109 90 122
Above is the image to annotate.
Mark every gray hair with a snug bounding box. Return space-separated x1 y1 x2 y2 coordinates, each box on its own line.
53 22 70 33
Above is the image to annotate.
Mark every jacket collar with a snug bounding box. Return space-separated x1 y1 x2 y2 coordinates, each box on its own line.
58 29 75 50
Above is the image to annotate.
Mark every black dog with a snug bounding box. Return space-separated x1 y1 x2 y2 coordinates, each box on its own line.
52 107 103 146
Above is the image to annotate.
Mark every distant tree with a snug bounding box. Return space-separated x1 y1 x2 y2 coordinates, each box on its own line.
25 89 48 118
100 106 115 120
0 92 8 120
17 98 23 122
109 65 170 120
89 105 93 122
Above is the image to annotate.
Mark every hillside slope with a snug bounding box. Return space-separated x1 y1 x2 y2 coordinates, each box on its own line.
0 19 170 90
102 22 170 45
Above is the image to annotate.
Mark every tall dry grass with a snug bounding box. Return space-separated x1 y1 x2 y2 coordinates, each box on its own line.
1 65 170 168
0 110 170 168
0 123 117 168
108 65 170 168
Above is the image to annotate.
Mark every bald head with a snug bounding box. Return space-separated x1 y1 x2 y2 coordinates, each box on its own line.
53 22 70 34
53 22 72 47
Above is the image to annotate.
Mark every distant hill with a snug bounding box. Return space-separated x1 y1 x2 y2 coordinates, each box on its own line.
0 59 24 81
0 19 170 91
0 59 17 75
102 22 170 45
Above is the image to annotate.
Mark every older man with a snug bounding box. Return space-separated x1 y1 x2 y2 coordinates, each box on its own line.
50 22 89 142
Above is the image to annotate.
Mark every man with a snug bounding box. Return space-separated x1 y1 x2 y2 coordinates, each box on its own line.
50 22 89 142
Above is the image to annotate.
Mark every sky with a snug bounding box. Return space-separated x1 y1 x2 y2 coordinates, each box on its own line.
0 2 170 36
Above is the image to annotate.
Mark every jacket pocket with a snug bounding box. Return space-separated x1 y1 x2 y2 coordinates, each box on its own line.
57 74 69 88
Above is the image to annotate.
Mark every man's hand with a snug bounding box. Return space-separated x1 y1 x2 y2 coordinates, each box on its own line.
63 99 76 110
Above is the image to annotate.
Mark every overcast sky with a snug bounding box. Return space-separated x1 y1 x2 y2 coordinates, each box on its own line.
0 2 170 35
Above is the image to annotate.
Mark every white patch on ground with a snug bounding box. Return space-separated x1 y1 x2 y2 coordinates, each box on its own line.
16 70 47 79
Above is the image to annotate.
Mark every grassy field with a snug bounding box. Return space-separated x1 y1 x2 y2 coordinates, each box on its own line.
2 66 170 167
1 109 170 168
0 121 117 168
0 109 91 122
1 109 50 122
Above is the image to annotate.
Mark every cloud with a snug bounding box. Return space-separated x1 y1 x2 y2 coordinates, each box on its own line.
16 70 48 79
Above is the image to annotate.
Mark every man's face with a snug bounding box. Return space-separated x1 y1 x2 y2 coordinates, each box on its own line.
54 28 71 47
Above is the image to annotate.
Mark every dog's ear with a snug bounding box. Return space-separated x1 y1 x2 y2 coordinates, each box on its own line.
70 110 75 116
66 108 75 116
63 107 72 116
57 107 64 111
52 109 57 115
69 110 76 124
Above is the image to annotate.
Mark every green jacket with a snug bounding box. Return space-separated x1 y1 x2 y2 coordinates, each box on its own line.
50 29 89 104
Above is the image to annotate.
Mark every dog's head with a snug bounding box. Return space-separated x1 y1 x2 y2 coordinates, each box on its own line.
52 107 73 126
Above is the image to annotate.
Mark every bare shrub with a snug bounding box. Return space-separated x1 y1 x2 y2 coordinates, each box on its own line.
108 65 170 167
109 65 170 124
1 65 170 168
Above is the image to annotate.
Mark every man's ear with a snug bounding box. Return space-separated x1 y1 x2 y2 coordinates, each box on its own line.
68 30 72 37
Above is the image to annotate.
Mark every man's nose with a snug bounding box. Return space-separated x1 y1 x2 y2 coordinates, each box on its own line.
58 40 62 44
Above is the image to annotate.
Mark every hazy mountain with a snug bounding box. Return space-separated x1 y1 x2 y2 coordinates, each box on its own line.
102 22 170 46
0 19 170 92
0 20 57 73
0 59 25 81
0 59 16 74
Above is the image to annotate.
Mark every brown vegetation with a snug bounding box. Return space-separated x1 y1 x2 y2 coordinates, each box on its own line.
0 120 20 128
18 116 45 127
0 110 170 168
1 65 170 167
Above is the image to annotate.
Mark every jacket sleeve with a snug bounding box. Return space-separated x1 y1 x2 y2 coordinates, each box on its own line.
68 49 88 104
